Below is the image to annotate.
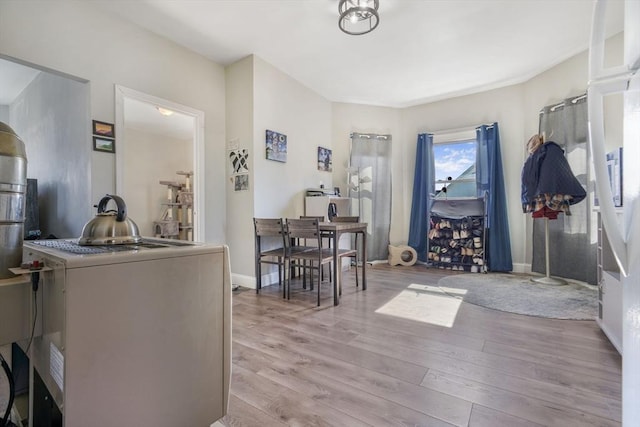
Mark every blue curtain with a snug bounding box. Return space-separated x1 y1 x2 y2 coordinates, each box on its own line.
476 123 512 271
408 133 434 262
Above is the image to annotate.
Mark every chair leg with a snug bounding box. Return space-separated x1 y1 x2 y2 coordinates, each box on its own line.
256 259 261 294
355 235 359 288
286 259 291 300
282 258 287 299
355 256 359 288
317 266 321 306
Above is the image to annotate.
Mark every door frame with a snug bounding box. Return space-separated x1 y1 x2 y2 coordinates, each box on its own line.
114 85 205 242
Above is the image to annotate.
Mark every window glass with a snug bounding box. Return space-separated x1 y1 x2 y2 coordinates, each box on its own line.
433 139 477 199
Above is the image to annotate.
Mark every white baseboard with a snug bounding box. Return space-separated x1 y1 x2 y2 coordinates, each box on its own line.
235 263 533 286
511 263 531 274
231 271 280 290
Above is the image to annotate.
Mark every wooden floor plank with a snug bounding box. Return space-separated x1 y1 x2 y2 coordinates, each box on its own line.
233 323 473 426
468 404 545 427
218 264 620 427
350 333 620 421
482 340 622 383
422 369 620 427
220 395 288 427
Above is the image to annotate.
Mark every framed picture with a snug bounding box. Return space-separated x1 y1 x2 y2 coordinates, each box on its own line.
318 146 332 172
92 120 115 138
93 136 115 153
265 129 287 162
234 174 249 191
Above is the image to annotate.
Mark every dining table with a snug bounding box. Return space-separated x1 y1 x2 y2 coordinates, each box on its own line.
319 221 367 306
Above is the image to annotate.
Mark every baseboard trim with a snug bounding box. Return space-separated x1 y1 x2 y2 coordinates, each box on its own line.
512 263 531 274
234 264 533 286
231 272 281 290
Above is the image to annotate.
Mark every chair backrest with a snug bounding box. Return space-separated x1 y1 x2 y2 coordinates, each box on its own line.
254 218 285 238
330 216 359 223
300 215 325 222
286 218 322 244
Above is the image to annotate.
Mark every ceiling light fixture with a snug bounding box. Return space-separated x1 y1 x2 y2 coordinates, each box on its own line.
156 106 174 116
338 0 379 36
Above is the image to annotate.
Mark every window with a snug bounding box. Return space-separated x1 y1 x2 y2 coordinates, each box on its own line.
433 139 477 199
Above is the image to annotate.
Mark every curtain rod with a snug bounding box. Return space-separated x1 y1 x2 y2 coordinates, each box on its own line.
350 132 391 140
428 122 494 136
539 93 587 114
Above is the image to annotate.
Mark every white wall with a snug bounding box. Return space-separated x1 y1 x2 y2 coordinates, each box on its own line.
402 85 527 269
0 0 227 244
331 103 402 242
0 105 8 122
9 71 91 238
0 0 623 275
123 129 192 236
253 55 333 219
332 35 623 272
332 87 526 268
226 55 333 286
225 56 255 284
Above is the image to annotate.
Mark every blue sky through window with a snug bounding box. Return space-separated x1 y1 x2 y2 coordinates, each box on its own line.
433 140 476 182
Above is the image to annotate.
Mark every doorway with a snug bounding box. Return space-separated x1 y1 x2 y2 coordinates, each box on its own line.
114 85 205 241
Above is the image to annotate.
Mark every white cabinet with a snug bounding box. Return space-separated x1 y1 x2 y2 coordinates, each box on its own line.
597 211 623 353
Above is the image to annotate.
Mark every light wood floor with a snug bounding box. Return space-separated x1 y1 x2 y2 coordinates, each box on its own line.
220 264 621 427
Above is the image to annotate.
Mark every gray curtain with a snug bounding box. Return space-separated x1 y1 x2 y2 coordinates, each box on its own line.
349 133 392 262
535 95 597 284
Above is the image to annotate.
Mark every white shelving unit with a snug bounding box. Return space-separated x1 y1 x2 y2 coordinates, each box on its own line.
596 210 623 353
155 171 194 241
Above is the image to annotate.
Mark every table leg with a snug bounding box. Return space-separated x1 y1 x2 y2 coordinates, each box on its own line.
333 231 339 306
361 230 367 290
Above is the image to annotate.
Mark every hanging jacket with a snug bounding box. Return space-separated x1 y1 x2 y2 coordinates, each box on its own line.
521 141 586 210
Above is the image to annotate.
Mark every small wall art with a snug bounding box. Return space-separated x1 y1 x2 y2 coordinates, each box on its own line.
317 146 332 172
266 129 287 163
234 174 249 191
92 120 115 153
229 149 250 174
92 120 115 138
93 136 115 153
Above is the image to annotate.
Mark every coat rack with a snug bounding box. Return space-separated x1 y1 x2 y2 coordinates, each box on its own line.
531 217 566 286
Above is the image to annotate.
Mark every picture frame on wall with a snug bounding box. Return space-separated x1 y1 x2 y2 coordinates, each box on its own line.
317 146 332 172
93 136 115 153
92 120 115 138
265 129 287 163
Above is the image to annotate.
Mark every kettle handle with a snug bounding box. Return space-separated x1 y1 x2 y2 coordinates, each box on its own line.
97 194 127 222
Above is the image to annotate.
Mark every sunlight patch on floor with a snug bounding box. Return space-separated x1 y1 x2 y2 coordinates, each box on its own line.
374 283 467 327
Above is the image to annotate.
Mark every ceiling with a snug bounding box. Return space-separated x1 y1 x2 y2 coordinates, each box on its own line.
1 1 625 139
124 97 194 141
94 0 625 108
0 59 40 105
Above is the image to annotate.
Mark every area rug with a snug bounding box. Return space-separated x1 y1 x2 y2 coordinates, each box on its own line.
436 273 598 320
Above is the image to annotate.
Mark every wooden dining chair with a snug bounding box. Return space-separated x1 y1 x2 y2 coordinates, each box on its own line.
299 215 331 282
286 218 356 306
253 218 288 297
330 216 361 288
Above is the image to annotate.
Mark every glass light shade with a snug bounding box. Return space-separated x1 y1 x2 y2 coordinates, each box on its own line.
338 0 379 35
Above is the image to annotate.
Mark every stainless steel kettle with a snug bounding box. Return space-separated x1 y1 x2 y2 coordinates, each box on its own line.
78 194 142 245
